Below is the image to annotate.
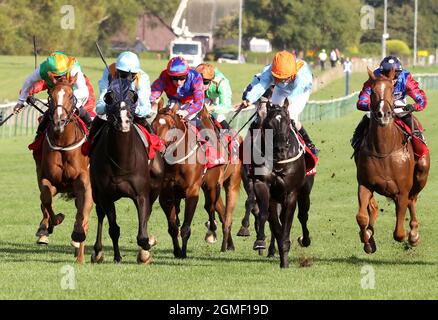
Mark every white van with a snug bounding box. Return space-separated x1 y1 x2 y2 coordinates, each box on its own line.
170 38 204 68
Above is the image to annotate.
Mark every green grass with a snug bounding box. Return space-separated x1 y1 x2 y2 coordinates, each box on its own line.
0 84 437 299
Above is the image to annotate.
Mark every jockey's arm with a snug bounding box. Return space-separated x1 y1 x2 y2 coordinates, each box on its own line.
214 78 233 115
71 67 89 109
244 66 274 104
96 68 110 115
149 71 167 105
406 73 427 111
184 74 205 116
135 72 152 118
356 79 373 111
26 80 48 96
18 67 43 104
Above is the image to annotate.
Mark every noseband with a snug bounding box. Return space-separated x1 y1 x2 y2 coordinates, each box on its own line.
47 92 78 126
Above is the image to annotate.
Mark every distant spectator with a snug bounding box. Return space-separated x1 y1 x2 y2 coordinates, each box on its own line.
318 49 327 70
330 49 337 68
343 57 352 74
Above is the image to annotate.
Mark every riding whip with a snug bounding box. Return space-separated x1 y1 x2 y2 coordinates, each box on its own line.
95 41 111 75
33 35 37 69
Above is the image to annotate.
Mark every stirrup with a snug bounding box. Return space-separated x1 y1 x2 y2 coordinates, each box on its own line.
307 143 319 156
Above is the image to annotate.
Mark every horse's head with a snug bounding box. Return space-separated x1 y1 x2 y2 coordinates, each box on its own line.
47 72 78 133
368 67 395 127
104 78 137 132
152 99 182 147
263 103 294 159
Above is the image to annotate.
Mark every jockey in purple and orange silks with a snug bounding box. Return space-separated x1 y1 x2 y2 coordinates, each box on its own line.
351 55 428 151
150 56 205 120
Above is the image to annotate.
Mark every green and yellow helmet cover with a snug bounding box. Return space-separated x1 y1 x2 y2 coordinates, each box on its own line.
39 51 79 88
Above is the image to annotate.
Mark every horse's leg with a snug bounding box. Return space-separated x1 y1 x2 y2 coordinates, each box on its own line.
181 185 201 259
204 183 219 245
91 203 105 264
366 196 378 253
237 165 253 237
159 194 182 258
394 193 409 242
253 180 270 250
104 201 122 263
356 185 374 253
407 196 420 246
37 179 63 244
223 173 240 251
71 176 93 264
297 176 313 247
268 202 281 259
133 193 152 265
278 193 298 268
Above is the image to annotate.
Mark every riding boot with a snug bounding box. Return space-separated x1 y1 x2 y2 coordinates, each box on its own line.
298 126 319 155
34 111 50 140
351 115 370 151
400 113 427 143
78 107 92 129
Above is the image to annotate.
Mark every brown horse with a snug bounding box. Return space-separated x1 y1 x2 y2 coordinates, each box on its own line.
200 108 242 251
34 73 93 264
354 68 430 253
152 100 234 257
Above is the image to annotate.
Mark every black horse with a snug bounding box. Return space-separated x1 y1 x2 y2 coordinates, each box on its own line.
89 79 164 264
250 103 312 268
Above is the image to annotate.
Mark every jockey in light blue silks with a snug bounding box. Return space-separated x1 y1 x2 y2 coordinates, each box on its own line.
89 51 153 140
240 50 318 155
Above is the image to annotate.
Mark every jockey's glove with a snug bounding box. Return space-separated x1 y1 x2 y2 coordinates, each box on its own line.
13 102 25 114
403 104 416 113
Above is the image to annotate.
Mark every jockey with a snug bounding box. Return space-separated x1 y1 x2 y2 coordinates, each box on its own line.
150 56 225 167
89 51 153 138
150 56 204 121
195 63 232 130
238 50 318 155
13 51 94 138
351 55 428 151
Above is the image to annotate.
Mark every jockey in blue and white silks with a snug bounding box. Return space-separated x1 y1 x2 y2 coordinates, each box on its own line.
96 51 152 118
240 50 318 155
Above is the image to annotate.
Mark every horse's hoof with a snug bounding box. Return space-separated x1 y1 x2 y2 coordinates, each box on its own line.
71 240 80 249
236 226 250 237
267 251 275 258
148 236 157 248
55 213 65 225
298 236 311 247
137 249 152 265
205 232 217 244
393 231 408 242
37 235 49 245
91 251 104 264
363 242 376 254
408 232 420 247
35 224 48 237
71 231 86 243
253 240 266 250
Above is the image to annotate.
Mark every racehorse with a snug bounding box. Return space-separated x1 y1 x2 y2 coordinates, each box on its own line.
152 100 232 258
33 73 92 264
251 102 312 268
354 68 430 253
237 97 314 260
89 79 164 264
199 106 243 252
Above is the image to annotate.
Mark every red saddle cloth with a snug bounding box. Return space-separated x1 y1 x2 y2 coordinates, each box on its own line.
297 134 318 176
135 124 165 159
394 118 429 158
188 125 226 169
29 116 89 161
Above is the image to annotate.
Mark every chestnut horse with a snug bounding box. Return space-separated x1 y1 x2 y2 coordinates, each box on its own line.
354 68 430 253
34 73 92 264
90 79 164 264
152 100 234 257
